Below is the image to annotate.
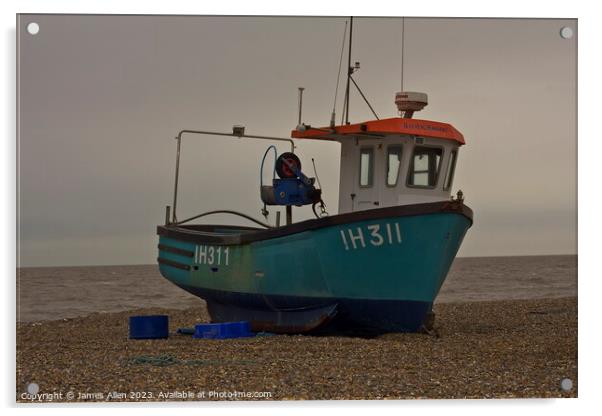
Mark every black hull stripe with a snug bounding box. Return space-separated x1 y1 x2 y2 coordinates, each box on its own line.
157 257 190 271
157 200 473 246
157 244 194 257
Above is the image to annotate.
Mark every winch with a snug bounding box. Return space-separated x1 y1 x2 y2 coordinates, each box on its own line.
260 150 322 206
259 146 328 226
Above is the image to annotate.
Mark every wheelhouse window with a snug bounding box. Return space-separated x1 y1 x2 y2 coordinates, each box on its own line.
359 147 374 187
407 146 443 187
443 150 458 191
386 145 403 187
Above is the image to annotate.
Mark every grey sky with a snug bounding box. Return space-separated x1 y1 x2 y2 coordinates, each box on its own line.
17 15 577 267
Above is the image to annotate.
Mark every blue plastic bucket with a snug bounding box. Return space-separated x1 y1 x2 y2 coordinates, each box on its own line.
129 315 169 339
193 321 253 339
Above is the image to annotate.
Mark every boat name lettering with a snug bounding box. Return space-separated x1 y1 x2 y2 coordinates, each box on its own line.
339 223 402 250
403 122 447 132
195 245 230 266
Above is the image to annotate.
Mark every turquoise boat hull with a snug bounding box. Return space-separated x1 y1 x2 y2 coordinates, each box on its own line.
156 201 472 334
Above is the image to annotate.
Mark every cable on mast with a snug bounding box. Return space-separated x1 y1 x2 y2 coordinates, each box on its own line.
344 17 353 125
401 17 405 91
331 20 348 128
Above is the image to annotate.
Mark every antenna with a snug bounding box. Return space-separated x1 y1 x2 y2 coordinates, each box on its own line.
340 17 379 123
401 17 405 91
297 87 305 127
330 20 348 128
344 16 353 125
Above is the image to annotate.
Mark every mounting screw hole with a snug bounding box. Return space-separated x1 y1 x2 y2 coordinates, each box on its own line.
559 26 573 39
27 382 39 394
560 378 573 391
27 22 40 35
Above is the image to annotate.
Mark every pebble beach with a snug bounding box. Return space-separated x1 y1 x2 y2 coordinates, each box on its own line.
16 296 577 401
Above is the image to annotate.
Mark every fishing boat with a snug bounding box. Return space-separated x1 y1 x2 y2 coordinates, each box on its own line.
156 19 473 334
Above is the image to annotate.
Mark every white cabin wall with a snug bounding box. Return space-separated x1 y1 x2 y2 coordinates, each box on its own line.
337 140 357 213
337 135 461 213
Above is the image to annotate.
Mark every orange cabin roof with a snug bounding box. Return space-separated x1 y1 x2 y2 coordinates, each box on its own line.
291 117 465 145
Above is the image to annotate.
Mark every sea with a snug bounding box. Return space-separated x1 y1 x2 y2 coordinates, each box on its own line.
16 255 577 322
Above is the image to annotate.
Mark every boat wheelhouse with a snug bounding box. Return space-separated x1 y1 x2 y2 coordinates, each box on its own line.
292 98 465 213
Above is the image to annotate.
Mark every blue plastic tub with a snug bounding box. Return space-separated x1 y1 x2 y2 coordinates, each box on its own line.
193 321 254 339
129 315 169 339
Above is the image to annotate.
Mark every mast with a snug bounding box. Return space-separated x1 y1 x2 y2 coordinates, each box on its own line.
344 17 353 125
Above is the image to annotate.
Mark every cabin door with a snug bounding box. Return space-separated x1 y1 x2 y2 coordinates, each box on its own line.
352 139 383 211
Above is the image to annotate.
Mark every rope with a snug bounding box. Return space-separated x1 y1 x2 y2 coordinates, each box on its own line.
173 210 273 229
126 355 256 367
128 355 181 367
260 145 277 189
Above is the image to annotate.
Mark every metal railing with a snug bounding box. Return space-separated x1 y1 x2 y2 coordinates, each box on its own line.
169 128 296 224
